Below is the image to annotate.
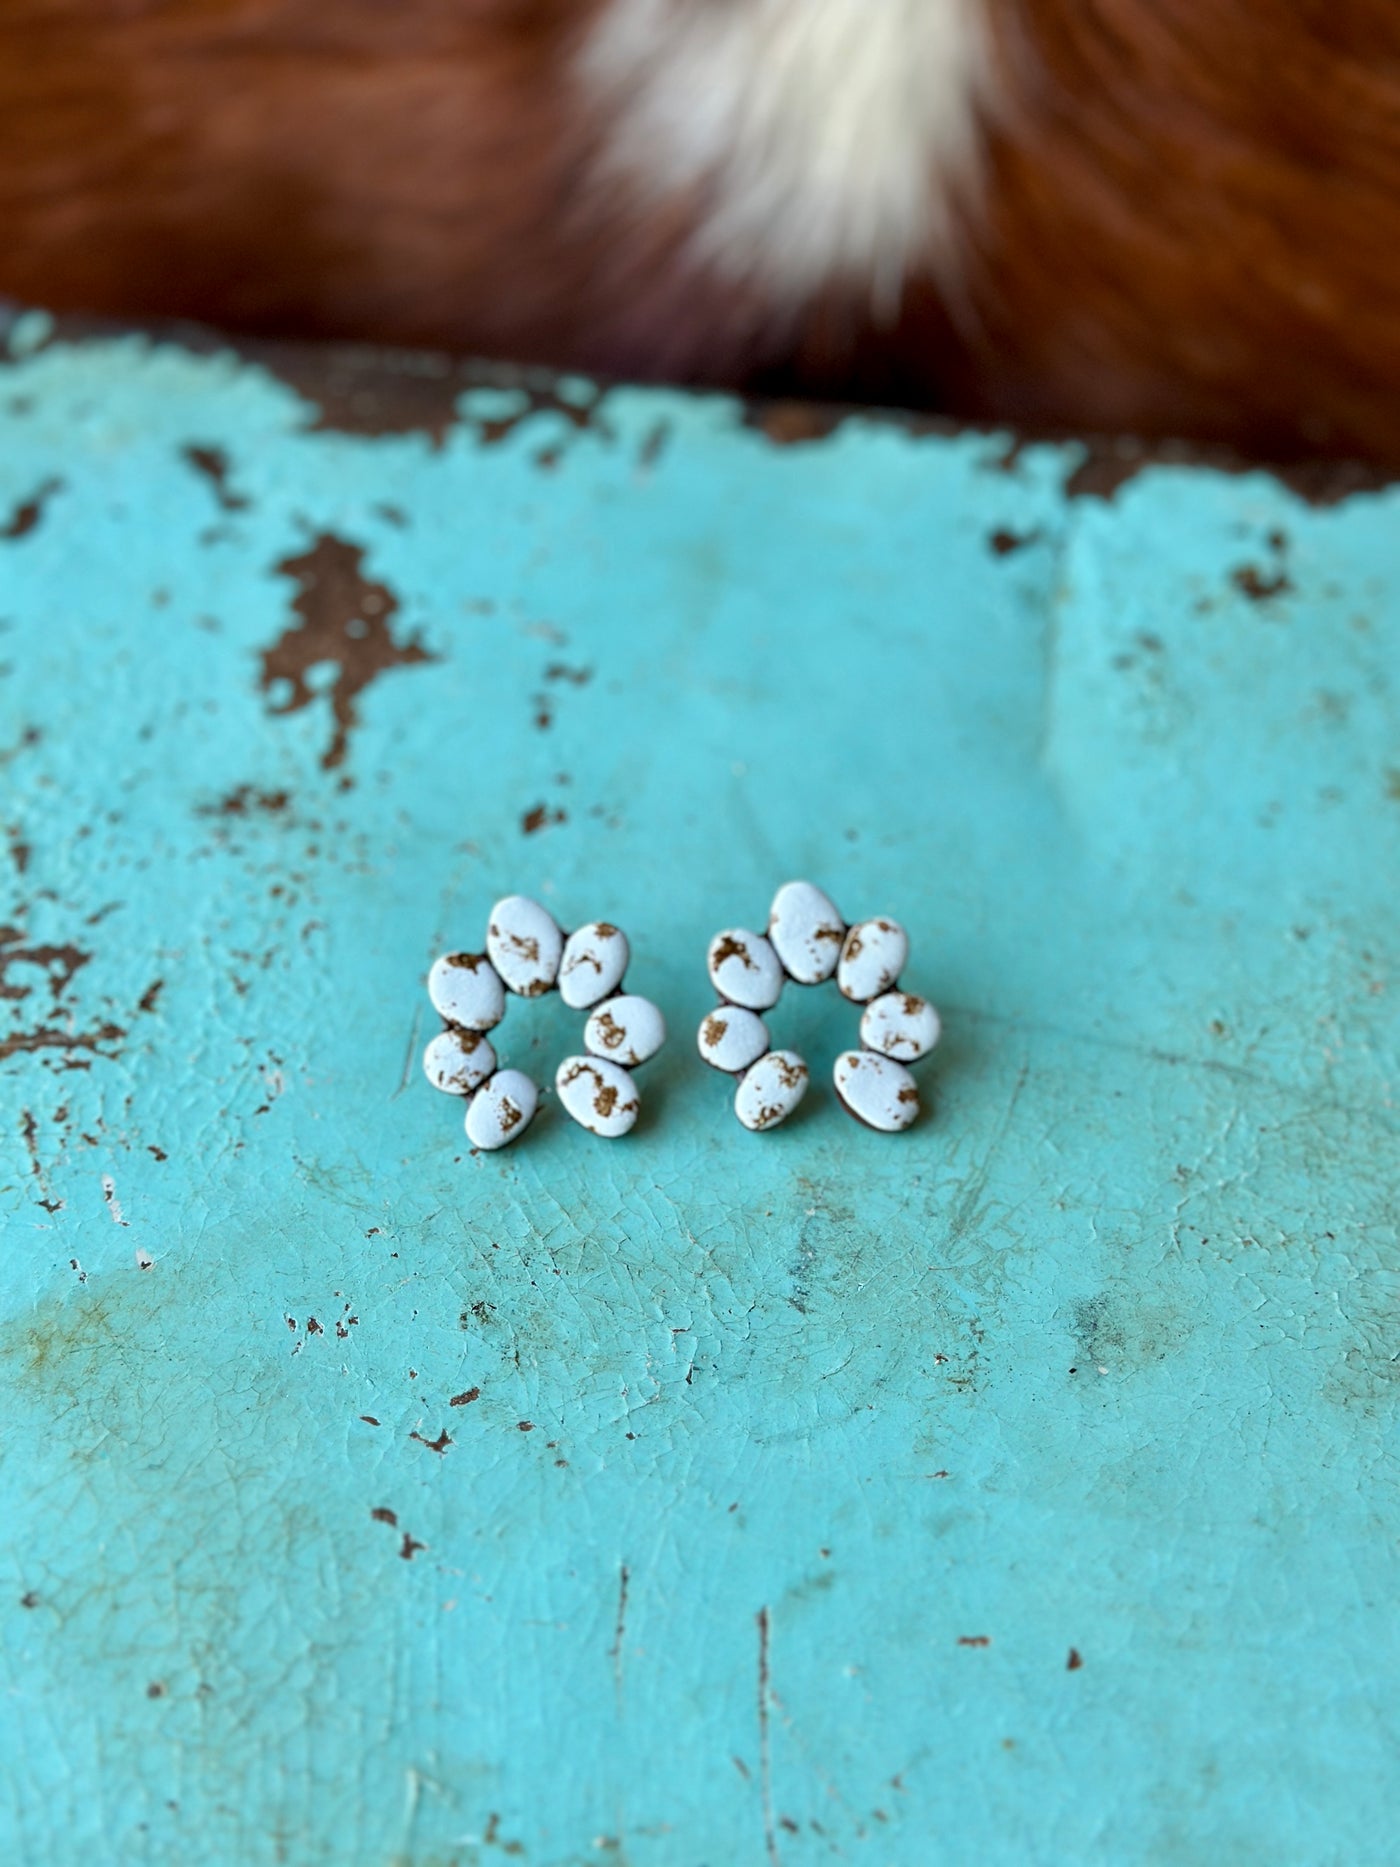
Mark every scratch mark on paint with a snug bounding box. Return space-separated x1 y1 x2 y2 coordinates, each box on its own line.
394 1764 425 1864
757 1606 780 1867
610 1562 630 1710
392 1003 423 1100
19 1108 62 1211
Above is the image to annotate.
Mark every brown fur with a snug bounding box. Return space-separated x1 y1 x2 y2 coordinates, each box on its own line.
0 0 1398 462
956 0 1400 461
0 3 597 349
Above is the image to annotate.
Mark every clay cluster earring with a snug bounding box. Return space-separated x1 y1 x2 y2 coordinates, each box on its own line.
697 880 940 1131
423 895 667 1149
423 882 939 1146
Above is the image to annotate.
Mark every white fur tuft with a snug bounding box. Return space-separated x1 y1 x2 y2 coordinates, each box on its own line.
581 0 987 315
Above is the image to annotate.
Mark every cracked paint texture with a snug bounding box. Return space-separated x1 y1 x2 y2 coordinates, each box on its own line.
1 317 1399 1865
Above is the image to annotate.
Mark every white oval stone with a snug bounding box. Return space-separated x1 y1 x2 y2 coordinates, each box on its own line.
555 1055 640 1137
487 894 563 997
768 879 845 985
558 921 630 1009
833 1050 919 1131
860 991 941 1062
837 917 909 1002
427 951 505 1031
422 1027 497 1095
584 994 666 1067
464 1068 538 1149
734 1048 809 1131
707 928 784 1010
696 1005 770 1074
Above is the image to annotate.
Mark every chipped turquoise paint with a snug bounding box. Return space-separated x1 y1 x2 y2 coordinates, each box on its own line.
1 330 1398 1867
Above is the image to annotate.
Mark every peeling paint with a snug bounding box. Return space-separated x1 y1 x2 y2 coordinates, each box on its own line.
0 475 62 539
263 532 436 770
180 443 249 513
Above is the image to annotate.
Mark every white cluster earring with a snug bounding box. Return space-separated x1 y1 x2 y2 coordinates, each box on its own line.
424 895 666 1149
697 880 940 1131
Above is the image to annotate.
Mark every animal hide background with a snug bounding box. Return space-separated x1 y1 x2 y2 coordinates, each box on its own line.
0 0 1394 461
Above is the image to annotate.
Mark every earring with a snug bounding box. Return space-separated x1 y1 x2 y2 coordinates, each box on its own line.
698 880 940 1132
424 895 666 1148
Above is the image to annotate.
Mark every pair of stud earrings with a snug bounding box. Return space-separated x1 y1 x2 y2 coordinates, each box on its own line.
423 881 941 1150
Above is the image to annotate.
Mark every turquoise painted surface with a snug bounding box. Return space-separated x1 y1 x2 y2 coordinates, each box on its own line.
0 323 1398 1866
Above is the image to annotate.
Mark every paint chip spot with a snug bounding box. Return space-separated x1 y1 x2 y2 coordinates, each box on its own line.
263 534 436 770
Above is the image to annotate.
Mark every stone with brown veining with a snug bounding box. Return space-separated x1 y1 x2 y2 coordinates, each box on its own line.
422 1026 497 1094
707 927 784 1010
734 1048 808 1131
558 921 630 1009
487 894 563 997
837 917 909 1003
696 1004 770 1073
768 879 845 984
860 990 941 1061
465 1068 538 1149
833 1049 919 1131
555 1055 640 1137
584 994 666 1067
427 951 505 1031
